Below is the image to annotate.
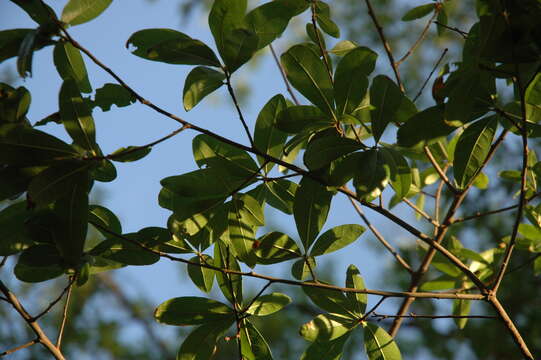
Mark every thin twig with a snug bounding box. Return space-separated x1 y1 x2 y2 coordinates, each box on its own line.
360 296 387 321
0 280 66 360
0 339 39 357
0 256 7 268
224 71 254 147
397 11 438 66
413 48 448 102
372 312 497 320
402 197 439 227
55 278 73 349
434 21 468 38
507 253 541 274
347 195 413 273
240 281 274 316
364 0 404 92
423 146 458 193
31 277 76 321
269 44 300 105
310 1 334 84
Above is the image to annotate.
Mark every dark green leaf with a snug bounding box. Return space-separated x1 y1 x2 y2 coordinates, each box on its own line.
306 23 326 48
0 83 31 124
379 147 412 200
193 134 259 177
109 146 151 162
276 105 330 133
0 202 34 255
436 7 448 36
10 0 58 25
304 134 363 170
90 158 116 182
254 94 288 172
300 333 350 360
27 161 90 206
334 46 377 114
0 166 44 202
401 4 435 21
93 83 136 111
246 0 308 50
214 240 243 304
300 313 357 342
310 224 365 256
14 244 64 283
281 44 335 115
245 292 292 316
525 73 541 123
345 264 367 315
154 296 233 326
255 231 301 264
89 205 121 235
315 2 340 38
397 106 457 148
183 66 225 111
370 75 404 143
90 233 159 266
291 257 316 280
303 283 358 317
240 320 273 360
364 323 402 360
61 0 113 25
353 149 390 201
453 116 498 189
187 255 215 293
34 112 61 127
59 79 97 151
264 180 297 215
53 42 92 93
293 177 333 249
0 29 54 64
177 320 234 360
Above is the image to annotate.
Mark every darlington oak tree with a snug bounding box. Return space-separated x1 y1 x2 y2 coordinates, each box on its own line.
1 0 541 359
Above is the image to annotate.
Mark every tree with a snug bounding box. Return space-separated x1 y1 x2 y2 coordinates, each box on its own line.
1 0 541 359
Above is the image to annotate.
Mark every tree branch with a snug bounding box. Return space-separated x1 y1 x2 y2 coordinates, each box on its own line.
0 339 39 357
396 11 438 66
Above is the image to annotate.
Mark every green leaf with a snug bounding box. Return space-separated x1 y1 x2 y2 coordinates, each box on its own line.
401 4 435 21
525 73 541 123
370 75 404 143
534 256 541 276
61 0 113 26
59 79 97 151
10 0 58 26
330 40 359 56
300 313 357 342
304 134 363 170
303 283 358 317
0 202 34 256
346 264 367 315
227 194 263 268
310 224 365 256
209 0 257 73
177 320 234 360
246 0 308 50
154 296 233 326
0 83 30 124
397 106 457 148
419 275 457 291
436 6 448 36
193 134 259 177
452 299 471 330
109 146 151 162
291 257 316 280
187 255 215 293
264 180 297 215
353 149 390 201
314 2 340 38
306 23 325 48
0 29 52 65
294 177 333 249
276 105 330 133
300 333 350 360
0 124 78 165
27 161 90 206
0 165 41 202
89 205 121 235
183 66 225 111
379 147 412 200
453 116 498 189
334 47 377 114
254 94 288 172
239 320 273 360
90 233 160 266
90 158 116 183
17 29 37 78
281 44 335 116
364 323 402 360
255 231 301 264
53 42 92 93
54 176 90 266
14 244 64 283
93 83 136 111
214 240 243 304
245 292 292 317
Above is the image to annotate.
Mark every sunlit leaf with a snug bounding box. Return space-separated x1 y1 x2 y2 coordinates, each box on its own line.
177 320 234 360
254 94 288 172
345 264 367 315
245 292 292 317
401 4 435 21
154 296 233 326
364 323 402 360
53 42 92 93
300 313 357 342
61 0 113 25
183 66 225 111
310 224 365 256
255 231 301 264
